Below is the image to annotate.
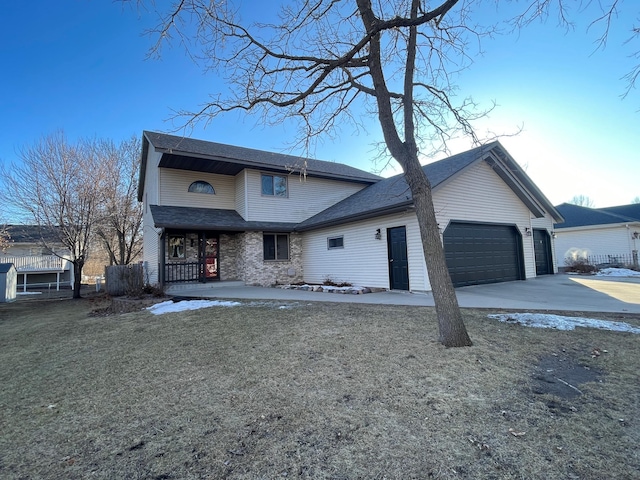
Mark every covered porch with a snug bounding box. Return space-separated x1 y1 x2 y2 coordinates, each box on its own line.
1 255 73 292
150 205 302 287
161 230 222 284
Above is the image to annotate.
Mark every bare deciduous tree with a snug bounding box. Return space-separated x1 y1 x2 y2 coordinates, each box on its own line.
136 0 637 346
0 225 10 253
94 136 144 266
0 132 110 298
569 195 596 208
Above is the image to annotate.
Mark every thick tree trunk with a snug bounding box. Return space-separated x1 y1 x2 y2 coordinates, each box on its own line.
72 260 84 299
403 155 472 347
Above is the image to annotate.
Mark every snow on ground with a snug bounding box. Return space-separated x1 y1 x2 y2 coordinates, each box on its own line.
145 296 640 336
488 313 640 334
594 268 640 277
147 299 241 315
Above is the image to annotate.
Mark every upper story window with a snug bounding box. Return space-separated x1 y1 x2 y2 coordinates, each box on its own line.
261 174 287 197
188 181 215 194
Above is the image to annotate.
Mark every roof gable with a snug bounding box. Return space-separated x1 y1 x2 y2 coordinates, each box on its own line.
298 142 562 230
0 263 16 274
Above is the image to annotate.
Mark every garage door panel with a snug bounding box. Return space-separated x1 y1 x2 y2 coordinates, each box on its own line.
444 222 524 287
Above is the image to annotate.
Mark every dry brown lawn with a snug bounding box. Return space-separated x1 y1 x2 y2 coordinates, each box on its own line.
1 294 638 479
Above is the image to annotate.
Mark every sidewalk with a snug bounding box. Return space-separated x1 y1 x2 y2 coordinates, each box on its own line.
166 274 640 313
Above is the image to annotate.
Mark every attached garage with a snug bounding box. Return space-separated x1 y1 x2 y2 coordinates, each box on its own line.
444 222 525 287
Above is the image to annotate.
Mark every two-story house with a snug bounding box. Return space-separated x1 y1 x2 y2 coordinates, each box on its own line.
138 131 563 291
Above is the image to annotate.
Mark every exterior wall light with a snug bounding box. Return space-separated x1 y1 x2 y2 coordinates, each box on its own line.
375 228 382 240
524 227 532 237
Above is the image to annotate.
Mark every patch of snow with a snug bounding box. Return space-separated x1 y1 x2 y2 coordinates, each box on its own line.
488 313 640 334
595 268 640 277
16 292 42 295
147 299 241 315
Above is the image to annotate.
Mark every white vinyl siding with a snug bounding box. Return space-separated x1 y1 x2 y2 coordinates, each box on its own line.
159 169 236 210
531 213 559 273
142 223 162 284
303 211 427 290
235 171 248 220
141 147 163 284
433 160 536 279
303 159 547 291
144 148 162 208
554 224 638 268
244 169 366 223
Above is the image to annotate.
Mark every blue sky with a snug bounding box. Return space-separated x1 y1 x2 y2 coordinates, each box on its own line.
1 0 638 217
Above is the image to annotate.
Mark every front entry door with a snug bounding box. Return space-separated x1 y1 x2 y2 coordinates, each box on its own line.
200 234 219 281
387 226 409 290
533 229 553 276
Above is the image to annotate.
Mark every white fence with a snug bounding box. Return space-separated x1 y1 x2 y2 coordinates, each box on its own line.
1 255 68 271
1 255 72 292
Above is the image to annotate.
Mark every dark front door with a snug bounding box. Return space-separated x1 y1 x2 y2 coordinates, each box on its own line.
533 229 553 276
387 226 409 290
200 234 219 281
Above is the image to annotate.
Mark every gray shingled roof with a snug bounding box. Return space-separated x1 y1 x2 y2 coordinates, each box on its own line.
5 225 61 244
144 131 382 182
150 205 297 232
297 141 555 230
600 204 640 221
554 203 640 229
148 140 562 233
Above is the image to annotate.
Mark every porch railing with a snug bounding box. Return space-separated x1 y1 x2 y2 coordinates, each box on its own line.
1 255 67 271
165 262 202 283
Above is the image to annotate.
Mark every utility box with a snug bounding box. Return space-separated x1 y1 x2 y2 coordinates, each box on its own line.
0 263 17 303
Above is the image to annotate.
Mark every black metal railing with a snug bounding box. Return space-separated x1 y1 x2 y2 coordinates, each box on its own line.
587 253 638 268
165 262 201 283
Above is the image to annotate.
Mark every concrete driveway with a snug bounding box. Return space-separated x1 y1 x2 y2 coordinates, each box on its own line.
167 273 640 313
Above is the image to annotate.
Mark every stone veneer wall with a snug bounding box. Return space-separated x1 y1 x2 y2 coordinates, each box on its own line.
236 231 304 286
219 233 238 281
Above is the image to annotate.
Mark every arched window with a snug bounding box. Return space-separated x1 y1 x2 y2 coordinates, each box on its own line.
188 181 215 194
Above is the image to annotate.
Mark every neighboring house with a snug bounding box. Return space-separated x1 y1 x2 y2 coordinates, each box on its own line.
0 225 73 291
138 131 563 291
553 203 640 269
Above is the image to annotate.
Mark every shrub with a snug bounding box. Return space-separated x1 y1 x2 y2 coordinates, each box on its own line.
564 257 597 274
322 276 352 287
143 283 165 297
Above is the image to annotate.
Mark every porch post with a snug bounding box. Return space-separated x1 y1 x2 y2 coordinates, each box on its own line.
159 230 166 286
200 232 206 283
